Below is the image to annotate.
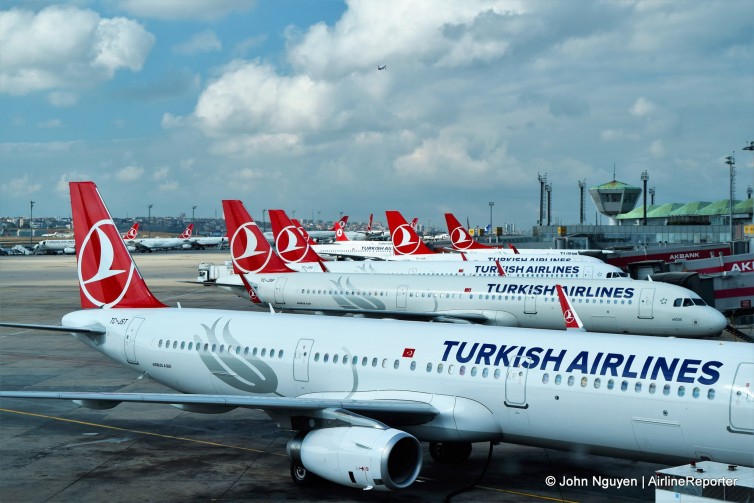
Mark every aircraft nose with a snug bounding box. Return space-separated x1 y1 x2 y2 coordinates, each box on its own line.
709 309 728 336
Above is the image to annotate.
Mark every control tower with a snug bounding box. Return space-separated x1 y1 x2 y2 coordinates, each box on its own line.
589 179 642 224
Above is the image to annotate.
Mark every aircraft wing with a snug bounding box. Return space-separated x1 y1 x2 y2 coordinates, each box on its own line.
0 391 439 426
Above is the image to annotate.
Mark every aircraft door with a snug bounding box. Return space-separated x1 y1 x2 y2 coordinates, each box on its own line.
124 317 145 364
583 265 593 278
274 278 287 304
638 288 655 319
293 338 314 382
524 295 537 314
504 359 530 408
729 362 754 432
397 285 408 309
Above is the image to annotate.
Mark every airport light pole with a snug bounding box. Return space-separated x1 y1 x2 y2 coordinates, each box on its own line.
724 155 735 242
745 142 754 224
488 201 494 243
29 200 35 248
148 204 153 238
192 205 197 223
641 170 648 226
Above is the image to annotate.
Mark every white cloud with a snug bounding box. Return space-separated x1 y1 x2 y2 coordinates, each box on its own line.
1 175 42 196
47 91 78 107
630 97 657 118
116 165 144 181
0 6 154 95
649 139 665 158
173 30 222 55
153 166 170 180
118 0 255 21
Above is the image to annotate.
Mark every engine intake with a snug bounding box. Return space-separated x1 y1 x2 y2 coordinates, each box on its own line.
287 426 422 491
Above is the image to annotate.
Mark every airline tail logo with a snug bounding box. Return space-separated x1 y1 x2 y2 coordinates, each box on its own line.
450 226 473 249
78 220 135 308
123 223 139 240
181 224 193 239
391 224 421 255
230 222 273 273
275 225 311 263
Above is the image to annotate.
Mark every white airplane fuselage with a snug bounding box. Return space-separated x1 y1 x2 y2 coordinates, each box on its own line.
61 307 754 466
227 273 727 338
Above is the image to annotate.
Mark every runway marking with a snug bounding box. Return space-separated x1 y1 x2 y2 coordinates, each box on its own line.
0 407 287 456
476 485 578 502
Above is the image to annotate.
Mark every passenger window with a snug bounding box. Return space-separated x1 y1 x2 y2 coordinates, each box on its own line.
371 358 377 367
692 387 700 398
593 378 601 389
707 389 715 400
567 376 575 386
580 377 587 387
542 373 549 384
663 384 671 395
333 354 339 364
314 353 320 362
437 363 444 374
635 382 642 393
381 358 387 368
362 357 368 366
494 369 501 379
393 359 399 369
649 383 656 394
678 386 686 397
482 368 489 378
261 348 266 357
555 374 562 385
410 361 416 371
607 379 614 390
448 365 454 375
620 380 628 391
426 362 433 372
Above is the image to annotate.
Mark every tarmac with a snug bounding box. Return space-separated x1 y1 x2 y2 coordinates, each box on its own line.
0 251 735 502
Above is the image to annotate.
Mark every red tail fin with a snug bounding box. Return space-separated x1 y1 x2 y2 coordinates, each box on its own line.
367 213 373 232
291 219 317 245
508 243 520 254
269 210 323 264
333 215 350 242
444 212 492 250
222 200 293 274
494 259 506 276
385 210 435 256
181 223 194 239
555 284 586 332
70 182 165 309
122 222 139 240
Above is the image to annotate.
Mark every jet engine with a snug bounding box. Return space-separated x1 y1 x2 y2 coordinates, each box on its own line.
181 243 193 250
286 426 422 491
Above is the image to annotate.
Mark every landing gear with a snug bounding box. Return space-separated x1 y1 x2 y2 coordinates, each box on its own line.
429 441 472 463
290 462 313 485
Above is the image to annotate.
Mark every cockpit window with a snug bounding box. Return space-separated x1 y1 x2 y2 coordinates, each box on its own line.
674 298 682 307
683 298 694 307
692 298 706 306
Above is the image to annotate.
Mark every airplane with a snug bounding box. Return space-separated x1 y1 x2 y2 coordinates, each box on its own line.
444 212 605 257
1 181 751 494
265 206 627 279
35 222 140 255
224 207 726 338
386 211 605 263
263 215 353 244
130 223 194 252
377 65 387 70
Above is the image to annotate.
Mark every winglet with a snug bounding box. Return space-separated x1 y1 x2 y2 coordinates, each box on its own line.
495 259 506 276
386 210 435 256
444 212 493 251
269 210 323 264
555 284 586 332
222 200 294 274
70 182 166 309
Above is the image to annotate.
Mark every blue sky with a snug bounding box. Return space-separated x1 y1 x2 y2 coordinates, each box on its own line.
1 0 752 231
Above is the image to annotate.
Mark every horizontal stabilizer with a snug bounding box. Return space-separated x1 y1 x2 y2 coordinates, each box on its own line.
0 322 106 335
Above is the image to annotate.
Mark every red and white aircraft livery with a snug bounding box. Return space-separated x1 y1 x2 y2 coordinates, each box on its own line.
219 205 726 338
261 206 626 279
444 212 604 257
1 181 751 493
131 223 194 252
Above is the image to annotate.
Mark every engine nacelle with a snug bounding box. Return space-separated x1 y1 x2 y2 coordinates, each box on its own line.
287 427 422 491
181 243 193 250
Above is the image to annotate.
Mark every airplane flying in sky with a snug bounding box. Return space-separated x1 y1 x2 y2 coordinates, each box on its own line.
128 223 194 252
262 206 627 279
1 181 750 494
